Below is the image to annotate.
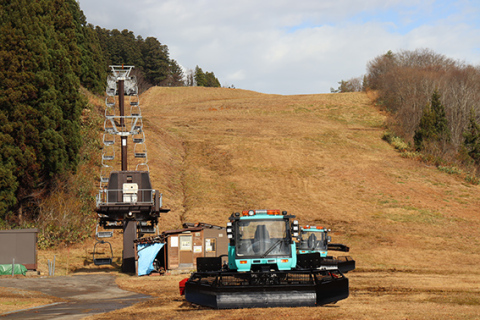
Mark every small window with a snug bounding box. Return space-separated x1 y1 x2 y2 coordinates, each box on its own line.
205 238 216 252
179 235 192 251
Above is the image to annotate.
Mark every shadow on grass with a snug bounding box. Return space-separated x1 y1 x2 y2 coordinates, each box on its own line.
72 259 122 274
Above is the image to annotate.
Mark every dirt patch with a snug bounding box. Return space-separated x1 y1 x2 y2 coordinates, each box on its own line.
0 286 63 314
0 274 150 319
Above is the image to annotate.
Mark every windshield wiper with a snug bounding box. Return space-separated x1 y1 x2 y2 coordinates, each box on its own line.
261 239 283 258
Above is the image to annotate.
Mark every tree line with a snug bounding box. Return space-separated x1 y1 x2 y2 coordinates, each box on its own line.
93 28 221 91
336 48 480 176
0 0 221 231
0 0 89 225
184 66 221 88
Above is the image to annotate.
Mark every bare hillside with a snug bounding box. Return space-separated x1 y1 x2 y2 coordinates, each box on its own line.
9 87 478 319
80 87 480 319
140 87 480 272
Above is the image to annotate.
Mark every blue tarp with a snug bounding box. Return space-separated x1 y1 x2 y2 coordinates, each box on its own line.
137 242 164 276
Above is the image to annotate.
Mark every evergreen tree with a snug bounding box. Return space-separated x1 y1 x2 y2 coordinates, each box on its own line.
94 26 111 66
430 90 450 140
141 37 170 85
78 23 107 93
205 72 221 87
91 26 222 89
105 29 143 67
413 90 450 151
94 28 181 88
0 0 85 221
168 59 185 86
413 104 436 150
66 0 106 93
463 108 480 165
194 66 206 86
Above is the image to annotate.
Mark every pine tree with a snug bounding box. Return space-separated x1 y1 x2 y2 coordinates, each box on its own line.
463 108 480 165
141 37 170 85
413 90 450 151
0 0 86 221
205 72 221 87
66 0 106 93
413 104 436 150
0 0 52 217
169 59 185 86
194 66 206 86
430 90 450 141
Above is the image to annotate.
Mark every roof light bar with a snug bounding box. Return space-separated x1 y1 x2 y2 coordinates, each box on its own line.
267 210 281 215
241 209 283 216
302 225 329 231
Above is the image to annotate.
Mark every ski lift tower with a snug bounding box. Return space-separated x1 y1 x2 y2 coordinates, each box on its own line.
95 65 170 273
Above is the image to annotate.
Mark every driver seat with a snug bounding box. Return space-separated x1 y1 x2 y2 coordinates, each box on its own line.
307 233 318 250
253 225 269 254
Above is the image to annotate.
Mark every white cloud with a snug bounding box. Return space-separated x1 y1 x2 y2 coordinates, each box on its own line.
79 0 480 94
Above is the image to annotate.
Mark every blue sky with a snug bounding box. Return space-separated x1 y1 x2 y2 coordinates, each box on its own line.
352 1 480 34
79 0 480 95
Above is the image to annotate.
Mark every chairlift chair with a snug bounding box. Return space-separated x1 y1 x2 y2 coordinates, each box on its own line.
132 131 145 144
133 117 143 133
130 101 141 117
106 87 116 96
134 142 147 158
100 165 112 184
124 76 138 95
130 95 139 106
126 84 138 96
136 162 150 172
102 144 115 161
103 133 115 146
104 119 116 134
106 75 117 96
93 224 114 266
105 105 116 118
105 96 116 108
130 94 139 103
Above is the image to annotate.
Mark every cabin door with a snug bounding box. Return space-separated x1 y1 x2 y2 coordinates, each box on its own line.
179 234 193 266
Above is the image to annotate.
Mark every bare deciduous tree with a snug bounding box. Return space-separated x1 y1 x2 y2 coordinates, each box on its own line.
366 48 480 156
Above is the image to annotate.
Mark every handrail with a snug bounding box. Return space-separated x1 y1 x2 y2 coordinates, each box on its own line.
96 188 156 206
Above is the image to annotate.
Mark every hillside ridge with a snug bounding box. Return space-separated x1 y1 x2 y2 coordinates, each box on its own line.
129 87 480 273
13 86 479 319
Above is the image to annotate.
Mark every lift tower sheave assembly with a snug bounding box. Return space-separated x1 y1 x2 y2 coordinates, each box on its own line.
95 65 169 273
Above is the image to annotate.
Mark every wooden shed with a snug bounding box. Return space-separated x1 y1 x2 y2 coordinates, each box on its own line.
163 223 228 270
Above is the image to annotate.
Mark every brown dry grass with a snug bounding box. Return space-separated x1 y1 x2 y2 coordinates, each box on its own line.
0 286 64 314
3 87 480 319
